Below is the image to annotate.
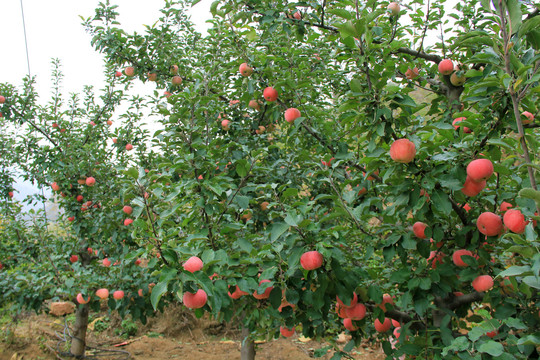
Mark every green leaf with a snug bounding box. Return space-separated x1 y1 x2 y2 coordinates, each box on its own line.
235 195 250 210
498 265 531 277
125 167 139 179
270 222 289 242
522 276 540 289
519 16 540 37
506 0 522 34
432 190 452 215
236 159 249 177
478 341 504 356
151 281 168 310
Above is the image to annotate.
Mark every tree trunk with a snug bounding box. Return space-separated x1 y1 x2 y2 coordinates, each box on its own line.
240 325 255 360
70 303 89 357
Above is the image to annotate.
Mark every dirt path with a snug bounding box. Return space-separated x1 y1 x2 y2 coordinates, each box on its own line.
0 307 385 360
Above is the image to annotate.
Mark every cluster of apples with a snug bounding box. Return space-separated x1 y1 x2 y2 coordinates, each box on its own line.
438 58 466 86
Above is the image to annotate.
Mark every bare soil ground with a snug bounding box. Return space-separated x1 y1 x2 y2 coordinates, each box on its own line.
0 306 385 360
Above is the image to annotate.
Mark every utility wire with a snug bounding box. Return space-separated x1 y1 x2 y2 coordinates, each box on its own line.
20 0 32 77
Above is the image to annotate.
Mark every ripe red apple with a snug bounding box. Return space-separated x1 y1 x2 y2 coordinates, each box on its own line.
51 182 60 191
452 117 471 133
239 63 253 77
293 11 302 19
472 275 494 292
253 279 273 299
85 177 96 186
477 212 503 236
147 72 158 81
115 71 122 77
8 191 14 198
125 144 133 151
374 318 392 332
486 330 498 338
280 326 295 337
221 119 231 130
112 138 118 143
452 249 474 267
183 256 203 273
164 91 172 98
387 2 400 16
405 67 419 80
467 159 494 182
336 292 358 308
260 201 269 211
284 108 301 123
248 100 260 110
228 285 249 299
70 255 78 263
124 218 133 226
389 138 416 163
463 203 471 212
461 176 486 197
438 59 454 75
96 288 109 299
183 289 207 309
123 205 133 215
172 76 183 85
391 319 400 327
125 67 135 76
522 111 534 124
170 65 179 74
263 87 278 102
503 209 527 234
0 95 5 103
393 327 402 339
499 201 513 213
345 303 366 320
107 120 112 126
377 294 394 312
76 195 84 202
113 290 125 300
68 216 75 222
412 221 427 239
427 251 445 268
102 258 111 267
76 293 90 304
300 251 323 270
344 318 358 331
52 122 58 128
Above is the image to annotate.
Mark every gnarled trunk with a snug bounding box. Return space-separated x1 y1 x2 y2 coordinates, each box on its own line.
70 303 89 357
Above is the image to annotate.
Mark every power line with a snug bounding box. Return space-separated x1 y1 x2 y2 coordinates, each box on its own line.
20 0 31 77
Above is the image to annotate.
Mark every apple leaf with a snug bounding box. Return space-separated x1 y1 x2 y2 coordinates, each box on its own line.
125 167 139 179
151 281 169 310
522 276 540 290
498 265 531 277
478 341 504 356
270 222 289 242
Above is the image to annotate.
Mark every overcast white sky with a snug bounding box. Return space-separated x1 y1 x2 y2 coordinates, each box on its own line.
0 0 212 99
0 0 212 202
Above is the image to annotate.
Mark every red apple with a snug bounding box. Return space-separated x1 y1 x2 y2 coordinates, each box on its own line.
183 256 203 273
377 294 394 312
344 318 358 331
172 76 183 85
374 318 392 332
452 249 474 267
263 87 278 102
76 293 90 304
115 71 122 77
183 289 207 309
76 195 84 202
253 279 273 299
239 62 253 76
500 201 513 213
472 275 494 292
336 292 358 308
284 108 301 123
8 191 14 198
280 326 295 337
300 250 323 270
452 117 471 133
321 157 335 167
125 144 133 151
68 216 75 222
461 176 486 197
70 255 78 263
412 221 427 239
427 251 445 269
125 67 135 76
345 303 366 320
477 212 503 236
486 330 498 338
52 122 58 128
405 67 419 80
228 285 249 299
221 119 231 130
96 288 109 299
112 138 118 143
248 100 260 110
467 159 494 182
51 182 60 192
85 177 96 186
102 258 111 267
113 290 125 300
170 65 179 74
147 72 157 81
123 205 133 215
124 218 133 226
0 95 5 103
522 111 534 124
503 209 527 234
438 59 454 75
387 2 400 16
389 138 416 163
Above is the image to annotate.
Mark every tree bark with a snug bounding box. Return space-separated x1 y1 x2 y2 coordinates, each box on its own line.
240 325 255 360
70 303 89 357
